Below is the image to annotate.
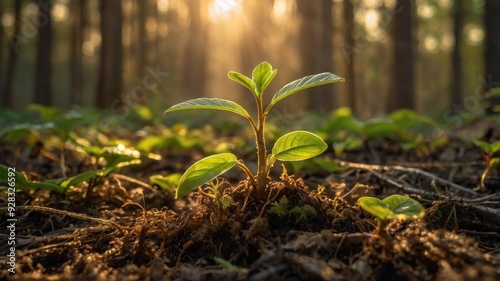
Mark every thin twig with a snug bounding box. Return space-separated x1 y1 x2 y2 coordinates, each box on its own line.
335 159 478 196
4 205 124 235
366 169 441 199
112 173 156 193
458 193 500 203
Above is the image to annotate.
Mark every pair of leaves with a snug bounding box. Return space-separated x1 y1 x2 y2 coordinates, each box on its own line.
164 62 344 119
474 139 500 155
228 61 277 96
357 195 425 222
175 131 327 198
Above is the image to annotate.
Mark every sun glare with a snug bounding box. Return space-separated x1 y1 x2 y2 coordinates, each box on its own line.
209 0 242 20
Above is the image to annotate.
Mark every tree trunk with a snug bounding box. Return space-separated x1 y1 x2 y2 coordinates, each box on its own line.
97 0 123 108
297 0 334 112
485 0 500 87
0 4 4 103
451 0 463 107
387 0 414 112
1 0 21 108
34 0 53 106
343 0 356 114
484 0 500 114
135 0 147 77
70 0 84 106
181 0 208 99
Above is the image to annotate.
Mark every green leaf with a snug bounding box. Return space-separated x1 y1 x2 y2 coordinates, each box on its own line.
269 72 344 108
272 131 327 161
0 165 64 193
59 159 141 189
252 61 277 95
490 157 500 168
362 118 399 140
164 98 251 119
27 104 60 121
213 257 239 272
228 71 256 94
176 153 238 198
357 195 425 222
150 173 182 190
474 140 493 155
478 140 500 155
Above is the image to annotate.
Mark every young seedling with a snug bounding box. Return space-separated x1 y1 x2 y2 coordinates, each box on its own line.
164 62 344 200
268 196 317 225
197 178 234 223
357 195 425 236
473 139 500 191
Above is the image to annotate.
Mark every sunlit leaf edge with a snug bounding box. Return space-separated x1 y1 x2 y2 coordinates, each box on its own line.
164 98 251 119
270 72 344 107
228 71 256 94
176 153 238 198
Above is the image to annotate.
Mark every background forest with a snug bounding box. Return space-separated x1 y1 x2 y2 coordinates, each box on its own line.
0 0 499 120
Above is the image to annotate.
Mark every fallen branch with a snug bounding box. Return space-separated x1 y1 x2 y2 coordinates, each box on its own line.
3 205 124 235
334 159 478 196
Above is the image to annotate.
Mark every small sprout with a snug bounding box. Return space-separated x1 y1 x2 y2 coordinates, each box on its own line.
317 184 326 196
198 178 233 223
269 196 317 226
357 194 425 236
221 194 234 209
473 139 500 191
164 62 344 200
290 204 317 225
268 196 289 218
213 256 238 272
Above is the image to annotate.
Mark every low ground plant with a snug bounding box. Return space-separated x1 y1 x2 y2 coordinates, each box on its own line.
357 194 425 236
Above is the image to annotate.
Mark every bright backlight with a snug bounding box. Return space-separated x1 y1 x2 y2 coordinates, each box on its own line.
209 0 242 20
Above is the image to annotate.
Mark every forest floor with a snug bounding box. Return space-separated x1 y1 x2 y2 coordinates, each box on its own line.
1 117 500 281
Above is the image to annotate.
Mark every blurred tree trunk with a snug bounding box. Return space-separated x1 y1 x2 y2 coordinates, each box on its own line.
239 0 274 74
97 0 123 108
70 0 85 106
485 0 500 114
135 0 147 77
297 0 334 112
451 0 463 106
0 4 4 104
485 0 500 86
343 0 356 114
34 0 52 106
150 0 159 69
2 0 21 107
181 0 208 98
387 0 414 112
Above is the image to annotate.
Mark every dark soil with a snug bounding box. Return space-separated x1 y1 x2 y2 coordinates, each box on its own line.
1 119 500 281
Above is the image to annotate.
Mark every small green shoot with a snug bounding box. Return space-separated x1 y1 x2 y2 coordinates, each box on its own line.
268 196 289 218
268 196 317 226
213 256 239 272
357 195 425 236
473 139 500 191
289 204 317 226
197 178 234 223
165 62 344 199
